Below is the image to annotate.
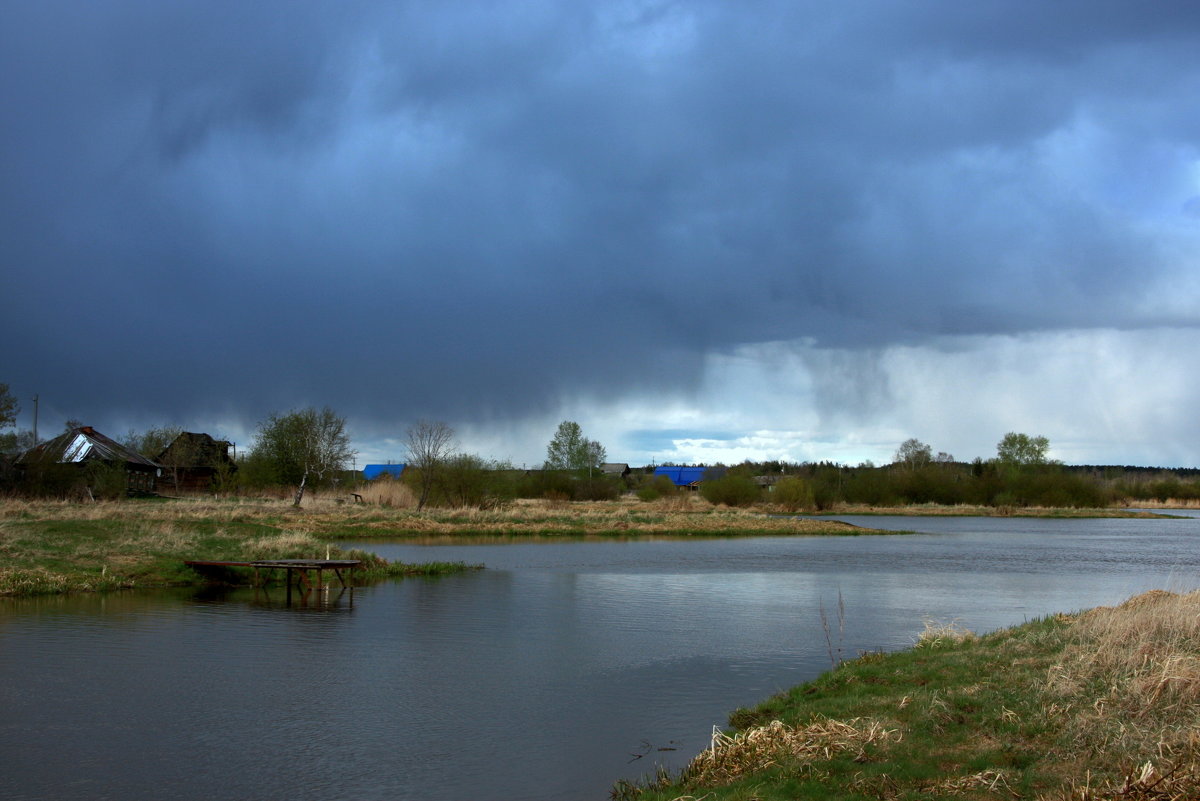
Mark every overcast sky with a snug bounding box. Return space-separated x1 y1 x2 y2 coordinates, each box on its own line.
3 1 1200 468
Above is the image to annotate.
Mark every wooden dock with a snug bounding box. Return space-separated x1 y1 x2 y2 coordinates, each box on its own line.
184 558 362 590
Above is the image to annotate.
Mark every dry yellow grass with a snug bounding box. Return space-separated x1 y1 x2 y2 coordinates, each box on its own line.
816 502 1164 518
680 718 901 788
915 617 977 648
0 494 870 538
1048 590 1200 750
0 495 855 535
353 479 417 508
320 496 866 537
1035 590 1200 800
1127 499 1200 510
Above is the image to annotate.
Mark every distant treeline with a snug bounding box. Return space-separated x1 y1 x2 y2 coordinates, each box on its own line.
726 460 1200 509
340 459 1200 510
8 454 1200 509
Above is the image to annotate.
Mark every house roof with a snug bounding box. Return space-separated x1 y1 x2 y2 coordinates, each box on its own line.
18 426 161 469
363 464 406 479
157 432 235 467
653 465 726 487
601 463 629 474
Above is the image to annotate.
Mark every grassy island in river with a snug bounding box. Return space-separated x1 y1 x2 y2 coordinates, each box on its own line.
0 497 481 596
619 589 1200 801
0 495 876 596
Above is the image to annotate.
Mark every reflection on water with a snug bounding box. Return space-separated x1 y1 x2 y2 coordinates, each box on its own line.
2 515 1200 801
190 583 359 611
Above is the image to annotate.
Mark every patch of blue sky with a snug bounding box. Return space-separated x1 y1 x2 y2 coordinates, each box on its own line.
624 428 742 452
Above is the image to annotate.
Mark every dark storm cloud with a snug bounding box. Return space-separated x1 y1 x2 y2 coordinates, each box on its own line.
3 0 1199 433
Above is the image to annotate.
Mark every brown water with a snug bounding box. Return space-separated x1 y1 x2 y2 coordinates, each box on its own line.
2 514 1198 800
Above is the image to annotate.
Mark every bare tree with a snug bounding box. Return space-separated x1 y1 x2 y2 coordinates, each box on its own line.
406 420 455 511
894 438 932 471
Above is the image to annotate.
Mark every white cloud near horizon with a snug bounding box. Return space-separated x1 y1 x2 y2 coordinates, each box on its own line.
440 327 1199 470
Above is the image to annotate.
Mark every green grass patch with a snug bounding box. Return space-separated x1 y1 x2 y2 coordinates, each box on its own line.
0 501 478 596
619 593 1200 800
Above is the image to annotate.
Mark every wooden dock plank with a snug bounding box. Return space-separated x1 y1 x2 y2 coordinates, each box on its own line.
184 559 363 589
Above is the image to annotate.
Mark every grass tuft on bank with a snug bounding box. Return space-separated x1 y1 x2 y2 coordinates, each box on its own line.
617 589 1200 801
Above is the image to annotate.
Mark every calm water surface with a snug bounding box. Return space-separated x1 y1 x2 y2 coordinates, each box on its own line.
2 513 1199 800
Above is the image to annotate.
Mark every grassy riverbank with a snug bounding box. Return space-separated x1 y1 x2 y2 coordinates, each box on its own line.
619 589 1200 801
0 495 882 596
0 497 476 596
808 502 1175 518
311 497 879 538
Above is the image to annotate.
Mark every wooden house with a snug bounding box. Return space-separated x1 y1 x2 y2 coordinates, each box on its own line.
17 426 162 494
156 432 237 492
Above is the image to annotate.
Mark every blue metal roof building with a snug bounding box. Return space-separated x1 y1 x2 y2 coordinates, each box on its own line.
653 465 726 487
363 464 406 480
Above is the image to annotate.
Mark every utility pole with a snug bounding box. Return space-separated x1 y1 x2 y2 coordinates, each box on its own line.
31 394 38 446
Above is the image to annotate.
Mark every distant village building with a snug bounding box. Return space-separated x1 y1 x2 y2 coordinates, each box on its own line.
652 465 727 490
601 463 630 479
17 426 162 494
156 432 237 492
363 464 406 480
754 475 783 490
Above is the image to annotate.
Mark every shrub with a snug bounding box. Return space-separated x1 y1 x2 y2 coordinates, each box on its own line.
84 461 128 500
700 475 762 507
636 485 661 502
572 477 619 501
636 474 678 502
515 470 575 500
773 476 815 512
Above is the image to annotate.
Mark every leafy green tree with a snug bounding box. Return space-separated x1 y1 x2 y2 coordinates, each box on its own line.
0 429 34 456
543 420 606 474
251 407 355 506
996 432 1050 467
0 383 17 430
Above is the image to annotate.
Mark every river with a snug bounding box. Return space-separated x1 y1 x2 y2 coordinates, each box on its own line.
2 513 1198 800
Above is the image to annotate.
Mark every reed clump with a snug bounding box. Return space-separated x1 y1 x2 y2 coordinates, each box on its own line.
682 718 900 788
915 617 977 648
353 479 416 508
